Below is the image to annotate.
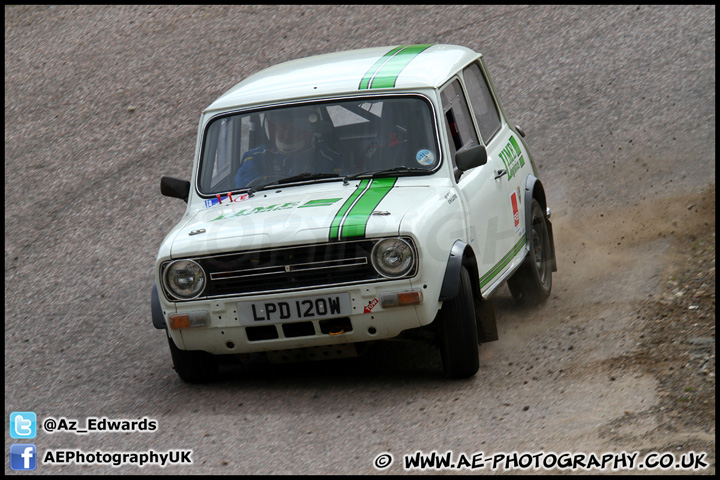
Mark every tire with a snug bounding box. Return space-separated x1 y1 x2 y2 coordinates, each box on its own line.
508 199 553 304
439 266 480 379
167 334 218 383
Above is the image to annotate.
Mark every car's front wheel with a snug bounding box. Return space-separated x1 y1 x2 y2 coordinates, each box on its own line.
508 198 552 304
439 266 480 379
167 334 218 383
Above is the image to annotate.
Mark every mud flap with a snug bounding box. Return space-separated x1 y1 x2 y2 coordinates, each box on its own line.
546 216 558 272
474 296 498 343
151 283 167 329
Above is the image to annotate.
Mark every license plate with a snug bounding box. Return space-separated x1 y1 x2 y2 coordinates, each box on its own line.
237 293 352 325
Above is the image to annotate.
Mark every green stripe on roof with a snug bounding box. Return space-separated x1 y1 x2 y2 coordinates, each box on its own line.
358 45 406 90
359 44 433 90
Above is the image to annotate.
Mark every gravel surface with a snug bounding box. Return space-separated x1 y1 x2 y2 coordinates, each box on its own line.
5 5 715 475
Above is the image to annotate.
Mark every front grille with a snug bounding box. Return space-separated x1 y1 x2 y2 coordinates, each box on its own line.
169 238 416 300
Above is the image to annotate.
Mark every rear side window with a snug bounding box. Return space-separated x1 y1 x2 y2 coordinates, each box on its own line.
463 62 502 144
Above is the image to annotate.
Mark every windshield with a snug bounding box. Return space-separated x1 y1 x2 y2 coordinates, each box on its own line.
197 96 440 195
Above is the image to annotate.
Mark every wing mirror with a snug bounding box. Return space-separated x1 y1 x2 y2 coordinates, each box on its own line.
160 176 190 203
455 144 488 172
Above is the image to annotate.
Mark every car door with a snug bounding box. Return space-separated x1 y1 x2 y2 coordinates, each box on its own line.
440 77 518 294
462 60 533 291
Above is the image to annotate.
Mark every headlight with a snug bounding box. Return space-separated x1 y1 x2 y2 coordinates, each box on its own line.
164 260 206 299
371 238 415 278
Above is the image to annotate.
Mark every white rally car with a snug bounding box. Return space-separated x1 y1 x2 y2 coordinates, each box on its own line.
152 44 556 382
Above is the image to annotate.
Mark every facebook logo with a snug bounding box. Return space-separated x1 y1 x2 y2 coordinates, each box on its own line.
10 444 37 471
10 412 36 439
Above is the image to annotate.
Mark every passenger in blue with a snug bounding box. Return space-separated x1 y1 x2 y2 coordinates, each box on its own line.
234 107 343 188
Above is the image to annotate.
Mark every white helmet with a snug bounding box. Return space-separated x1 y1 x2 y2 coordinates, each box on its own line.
265 107 320 154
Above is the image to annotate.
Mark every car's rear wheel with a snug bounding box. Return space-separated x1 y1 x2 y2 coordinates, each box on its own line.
167 334 218 383
508 198 552 304
439 266 480 379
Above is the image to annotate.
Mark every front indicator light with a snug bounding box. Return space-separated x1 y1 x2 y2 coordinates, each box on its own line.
168 311 210 329
380 290 423 308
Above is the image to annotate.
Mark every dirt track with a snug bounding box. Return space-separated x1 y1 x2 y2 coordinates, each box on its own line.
4 5 715 474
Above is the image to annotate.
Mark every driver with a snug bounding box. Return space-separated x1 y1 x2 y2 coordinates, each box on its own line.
234 107 343 188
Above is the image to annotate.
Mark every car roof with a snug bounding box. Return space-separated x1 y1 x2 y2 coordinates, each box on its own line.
204 44 481 113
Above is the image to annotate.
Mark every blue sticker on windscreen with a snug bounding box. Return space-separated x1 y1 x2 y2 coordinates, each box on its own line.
416 149 434 166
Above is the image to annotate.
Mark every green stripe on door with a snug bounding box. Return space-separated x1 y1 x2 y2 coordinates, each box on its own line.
509 136 522 157
359 44 433 90
479 235 527 289
509 136 525 167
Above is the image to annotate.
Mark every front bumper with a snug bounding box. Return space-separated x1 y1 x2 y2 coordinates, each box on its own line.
166 279 439 355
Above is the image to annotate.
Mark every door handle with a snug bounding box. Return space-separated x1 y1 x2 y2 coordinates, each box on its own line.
494 169 507 180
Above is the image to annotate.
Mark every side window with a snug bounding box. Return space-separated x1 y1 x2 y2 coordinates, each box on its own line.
440 79 479 166
463 62 502 144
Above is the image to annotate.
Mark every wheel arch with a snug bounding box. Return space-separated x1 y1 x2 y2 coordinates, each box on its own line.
523 175 557 272
438 240 498 343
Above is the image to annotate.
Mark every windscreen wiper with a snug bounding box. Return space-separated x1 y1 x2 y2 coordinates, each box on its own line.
343 166 431 183
247 172 341 196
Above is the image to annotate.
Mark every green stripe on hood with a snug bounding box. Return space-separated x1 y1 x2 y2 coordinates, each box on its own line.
331 178 397 240
359 44 433 90
330 179 370 240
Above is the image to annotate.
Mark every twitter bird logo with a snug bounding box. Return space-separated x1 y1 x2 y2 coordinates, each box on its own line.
10 412 37 439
